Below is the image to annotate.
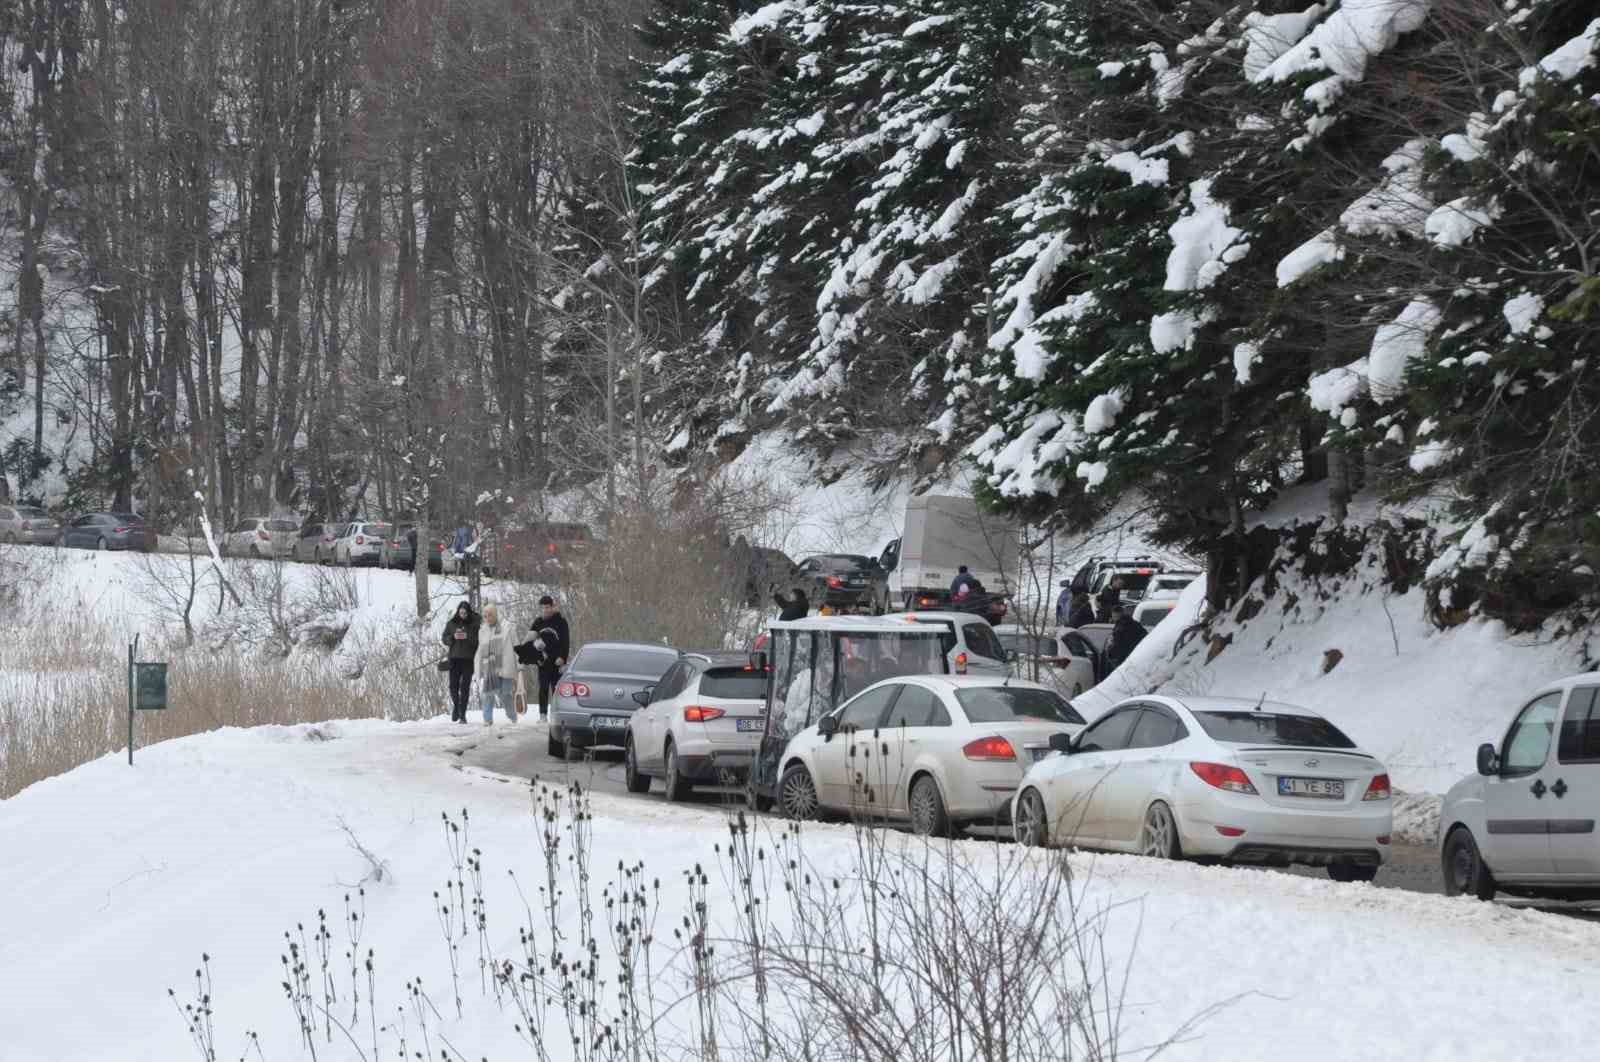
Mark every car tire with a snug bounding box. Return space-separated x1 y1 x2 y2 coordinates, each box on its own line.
547 731 566 759
1327 863 1380 884
1139 801 1181 860
624 738 651 794
662 741 691 802
779 763 820 821
97 536 108 551
908 774 951 837
1014 788 1050 848
1442 827 1497 901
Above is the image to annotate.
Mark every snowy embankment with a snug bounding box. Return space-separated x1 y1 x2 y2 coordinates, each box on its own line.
2 719 1598 1062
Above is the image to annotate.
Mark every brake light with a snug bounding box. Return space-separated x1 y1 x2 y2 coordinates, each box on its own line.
684 706 726 723
1363 773 1391 801
558 682 590 698
546 543 558 555
954 651 968 674
436 543 444 551
917 596 938 607
114 526 128 533
962 736 1016 761
257 529 270 540
1189 762 1258 795
356 536 365 545
825 575 843 588
574 683 591 697
1135 568 1154 574
1214 826 1245 837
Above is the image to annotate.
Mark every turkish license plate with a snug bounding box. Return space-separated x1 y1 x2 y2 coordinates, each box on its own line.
1278 776 1344 799
591 715 628 729
736 718 766 732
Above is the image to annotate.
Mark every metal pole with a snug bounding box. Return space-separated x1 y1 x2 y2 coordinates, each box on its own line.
127 634 138 766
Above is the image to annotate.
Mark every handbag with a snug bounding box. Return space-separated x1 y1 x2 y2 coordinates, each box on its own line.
435 658 450 673
514 671 528 715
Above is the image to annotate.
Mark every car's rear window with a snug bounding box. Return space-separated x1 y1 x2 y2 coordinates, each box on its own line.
364 523 393 537
18 507 47 519
267 519 298 532
819 554 874 570
575 648 676 677
698 667 768 700
1192 711 1356 749
955 688 1085 725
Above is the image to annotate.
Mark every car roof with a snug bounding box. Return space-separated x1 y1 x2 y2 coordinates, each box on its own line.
869 674 1058 694
682 651 750 668
771 615 946 633
890 611 986 624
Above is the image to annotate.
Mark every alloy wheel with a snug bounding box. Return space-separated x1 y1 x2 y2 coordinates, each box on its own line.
780 765 819 820
1014 789 1049 847
1140 802 1178 859
909 776 947 836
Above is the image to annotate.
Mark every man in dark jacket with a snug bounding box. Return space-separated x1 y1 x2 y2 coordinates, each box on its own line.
773 584 809 621
441 601 480 723
950 565 979 599
1104 606 1147 670
1055 580 1073 625
529 595 571 722
1067 591 1096 629
1096 576 1124 623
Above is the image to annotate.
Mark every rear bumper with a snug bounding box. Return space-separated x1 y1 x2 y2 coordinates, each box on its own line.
676 750 756 782
1177 793 1392 864
1223 843 1385 868
819 587 870 606
555 710 634 749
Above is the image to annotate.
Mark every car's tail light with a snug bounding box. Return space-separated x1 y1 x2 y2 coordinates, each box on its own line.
962 736 1016 761
114 526 128 534
826 575 843 588
1363 773 1391 801
1214 825 1245 837
356 536 365 545
684 705 725 723
558 682 591 698
257 529 270 540
573 683 591 697
1376 835 1391 845
955 651 969 674
1189 762 1258 795
546 543 558 555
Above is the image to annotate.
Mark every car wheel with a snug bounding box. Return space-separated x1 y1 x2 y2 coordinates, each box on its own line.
1014 788 1051 848
662 741 691 802
624 738 651 794
97 536 108 551
1139 801 1181 860
779 763 820 821
547 731 566 759
1442 827 1496 900
1327 863 1380 884
908 775 951 837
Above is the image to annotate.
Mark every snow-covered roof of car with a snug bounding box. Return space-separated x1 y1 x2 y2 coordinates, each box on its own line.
892 674 1057 691
768 615 945 634
575 640 680 655
883 611 991 624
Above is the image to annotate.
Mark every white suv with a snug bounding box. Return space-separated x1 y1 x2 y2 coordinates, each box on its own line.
885 611 1010 678
625 652 770 800
1440 674 1600 900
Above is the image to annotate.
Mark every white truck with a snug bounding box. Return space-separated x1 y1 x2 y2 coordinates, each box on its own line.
873 495 1021 614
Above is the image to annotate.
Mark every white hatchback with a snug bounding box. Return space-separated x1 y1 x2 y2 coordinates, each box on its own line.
1439 674 1600 901
775 675 1086 835
332 522 392 566
1013 695 1393 882
624 652 769 801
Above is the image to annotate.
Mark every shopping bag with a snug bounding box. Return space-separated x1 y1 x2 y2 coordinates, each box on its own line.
514 671 528 715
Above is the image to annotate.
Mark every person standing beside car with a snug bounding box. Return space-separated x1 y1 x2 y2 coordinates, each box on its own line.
1096 576 1124 623
1104 605 1147 670
529 594 570 722
475 603 520 725
773 584 809 620
1068 591 1096 629
442 601 481 723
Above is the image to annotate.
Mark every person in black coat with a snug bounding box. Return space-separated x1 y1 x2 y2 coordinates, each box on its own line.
528 595 571 722
441 601 480 723
1095 576 1124 623
773 584 809 620
1067 591 1096 629
1104 607 1147 669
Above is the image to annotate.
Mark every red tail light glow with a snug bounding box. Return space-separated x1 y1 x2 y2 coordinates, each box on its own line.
962 736 1016 761
684 706 725 723
955 651 969 674
558 682 592 699
826 575 844 588
257 529 270 540
1189 762 1259 795
1214 826 1245 837
114 527 128 534
1363 773 1391 801
355 536 365 545
546 543 558 555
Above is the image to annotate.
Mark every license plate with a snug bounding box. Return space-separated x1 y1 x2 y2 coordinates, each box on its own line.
736 718 765 732
1278 776 1344 799
591 716 627 729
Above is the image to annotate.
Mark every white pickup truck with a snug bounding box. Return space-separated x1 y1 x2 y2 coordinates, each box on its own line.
873 495 1021 614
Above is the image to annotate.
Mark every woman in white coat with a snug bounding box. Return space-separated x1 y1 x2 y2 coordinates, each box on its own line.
475 603 521 725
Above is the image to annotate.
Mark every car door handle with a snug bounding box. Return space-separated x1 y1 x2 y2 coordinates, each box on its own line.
1530 778 1547 799
1552 778 1568 799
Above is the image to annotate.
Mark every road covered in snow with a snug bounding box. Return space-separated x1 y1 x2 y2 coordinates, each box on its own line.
2 717 1597 1061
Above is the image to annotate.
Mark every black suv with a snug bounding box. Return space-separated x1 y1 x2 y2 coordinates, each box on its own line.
796 554 886 610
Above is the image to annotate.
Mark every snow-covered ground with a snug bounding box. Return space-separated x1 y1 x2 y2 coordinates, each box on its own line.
2 717 1597 1062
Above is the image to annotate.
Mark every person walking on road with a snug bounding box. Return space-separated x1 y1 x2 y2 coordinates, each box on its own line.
475 603 520 725
442 601 480 723
773 584 809 621
529 594 570 722
1104 606 1147 670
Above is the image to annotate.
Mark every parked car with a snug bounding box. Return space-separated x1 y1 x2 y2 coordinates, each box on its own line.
492 522 593 581
1132 570 1203 628
221 517 298 559
1012 696 1392 882
1069 555 1165 598
889 611 1011 678
547 641 681 760
775 675 1086 834
295 522 339 564
797 554 886 610
332 522 392 566
624 651 769 800
992 624 1099 697
61 512 154 552
0 504 61 545
1439 673 1600 901
379 525 416 570
1061 623 1115 682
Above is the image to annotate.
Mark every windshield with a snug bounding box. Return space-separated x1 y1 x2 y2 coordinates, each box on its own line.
1192 711 1356 749
699 667 768 700
573 648 677 678
956 687 1085 725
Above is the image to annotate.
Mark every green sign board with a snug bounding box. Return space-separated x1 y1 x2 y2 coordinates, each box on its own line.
134 662 168 710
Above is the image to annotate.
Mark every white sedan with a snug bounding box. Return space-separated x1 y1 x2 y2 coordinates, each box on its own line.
1012 695 1392 882
776 675 1086 835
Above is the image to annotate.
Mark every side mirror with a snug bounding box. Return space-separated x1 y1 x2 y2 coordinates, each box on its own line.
632 689 652 707
1048 732 1075 755
818 715 839 738
1476 742 1499 776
